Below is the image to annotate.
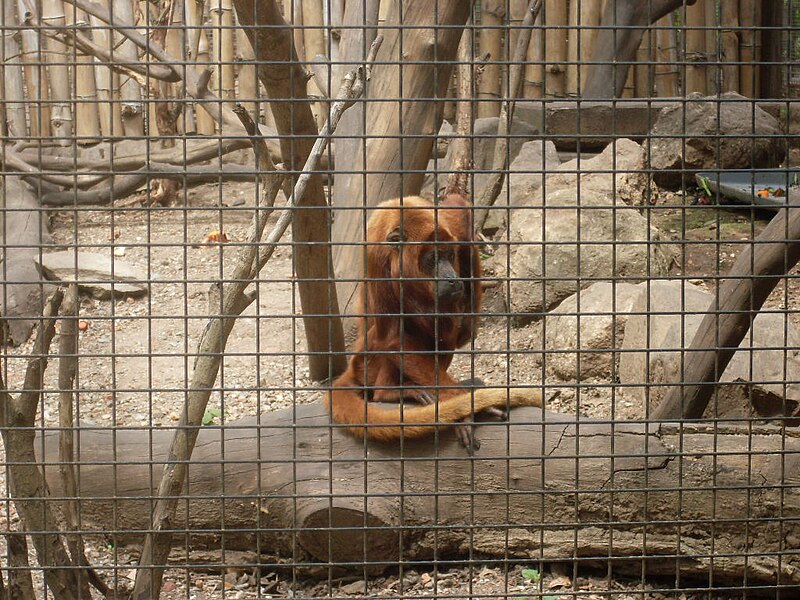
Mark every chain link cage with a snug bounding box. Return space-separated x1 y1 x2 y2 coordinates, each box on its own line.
1 0 799 598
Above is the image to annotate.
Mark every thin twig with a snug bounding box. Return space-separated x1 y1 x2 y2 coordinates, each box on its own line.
130 34 384 600
474 0 543 231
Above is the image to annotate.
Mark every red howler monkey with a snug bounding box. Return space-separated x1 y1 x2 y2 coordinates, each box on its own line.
326 195 542 450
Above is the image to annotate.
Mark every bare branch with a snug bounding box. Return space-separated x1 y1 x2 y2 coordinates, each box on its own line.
130 35 383 599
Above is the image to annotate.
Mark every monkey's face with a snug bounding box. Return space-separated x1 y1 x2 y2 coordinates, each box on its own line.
419 246 464 305
385 225 465 307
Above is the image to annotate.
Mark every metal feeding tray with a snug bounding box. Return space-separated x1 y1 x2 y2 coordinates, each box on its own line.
695 170 799 209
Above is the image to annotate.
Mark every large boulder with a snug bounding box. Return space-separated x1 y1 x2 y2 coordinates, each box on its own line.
619 280 800 414
649 92 786 188
491 140 672 319
422 116 539 197
483 140 562 233
544 282 642 380
543 138 649 206
493 186 674 320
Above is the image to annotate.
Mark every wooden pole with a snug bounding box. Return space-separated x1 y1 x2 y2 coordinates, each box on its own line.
210 0 235 132
684 0 707 94
88 0 121 137
187 0 215 134
478 0 503 117
523 6 543 99
41 0 74 140
543 0 567 98
17 0 50 138
655 202 800 420
759 0 784 99
114 0 144 136
739 0 760 97
567 0 603 96
65 5 101 143
302 0 327 127
635 21 654 97
166 0 187 133
235 17 259 121
720 0 740 93
1 0 27 138
654 15 679 97
704 0 718 94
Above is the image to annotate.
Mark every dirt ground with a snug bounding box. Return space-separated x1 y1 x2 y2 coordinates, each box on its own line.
1 179 796 598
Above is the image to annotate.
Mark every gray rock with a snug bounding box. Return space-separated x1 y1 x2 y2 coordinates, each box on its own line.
545 282 642 380
483 140 562 233
36 250 150 299
649 92 786 188
619 280 800 414
493 185 674 319
422 116 539 197
545 138 649 206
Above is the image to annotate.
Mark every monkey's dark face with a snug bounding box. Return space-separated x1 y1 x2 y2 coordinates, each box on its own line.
420 246 464 304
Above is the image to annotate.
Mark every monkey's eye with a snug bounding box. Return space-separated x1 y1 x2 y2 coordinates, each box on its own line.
421 251 436 271
386 228 403 244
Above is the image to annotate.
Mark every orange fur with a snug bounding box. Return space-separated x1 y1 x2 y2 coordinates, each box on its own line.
326 195 542 442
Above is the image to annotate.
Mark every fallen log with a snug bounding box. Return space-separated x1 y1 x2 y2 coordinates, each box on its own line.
38 403 800 586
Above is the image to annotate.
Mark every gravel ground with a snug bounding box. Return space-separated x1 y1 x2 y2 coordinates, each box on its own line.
0 181 795 598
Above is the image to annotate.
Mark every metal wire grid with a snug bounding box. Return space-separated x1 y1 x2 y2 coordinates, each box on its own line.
0 0 798 598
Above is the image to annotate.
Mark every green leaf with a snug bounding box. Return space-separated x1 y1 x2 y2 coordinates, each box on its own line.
202 408 222 426
698 176 713 197
521 568 541 583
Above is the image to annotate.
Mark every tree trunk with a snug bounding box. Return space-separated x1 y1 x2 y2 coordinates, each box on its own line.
301 0 327 127
330 0 470 321
583 0 696 99
654 202 800 421
236 18 260 121
36 403 800 586
211 0 236 106
759 0 784 99
234 0 346 381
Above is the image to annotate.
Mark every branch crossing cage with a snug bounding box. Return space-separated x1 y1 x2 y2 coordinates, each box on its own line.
1 0 800 598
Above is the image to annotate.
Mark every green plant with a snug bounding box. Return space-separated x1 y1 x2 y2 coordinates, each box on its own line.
202 408 222 426
697 176 713 197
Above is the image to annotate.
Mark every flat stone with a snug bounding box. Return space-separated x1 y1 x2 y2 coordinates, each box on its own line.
36 250 149 299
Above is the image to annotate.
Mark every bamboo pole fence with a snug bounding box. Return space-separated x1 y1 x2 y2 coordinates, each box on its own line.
0 0 784 158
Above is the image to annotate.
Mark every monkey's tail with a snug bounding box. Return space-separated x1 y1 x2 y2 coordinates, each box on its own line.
325 387 543 442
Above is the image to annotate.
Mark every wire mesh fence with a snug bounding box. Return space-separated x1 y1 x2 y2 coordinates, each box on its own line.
1 0 799 598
